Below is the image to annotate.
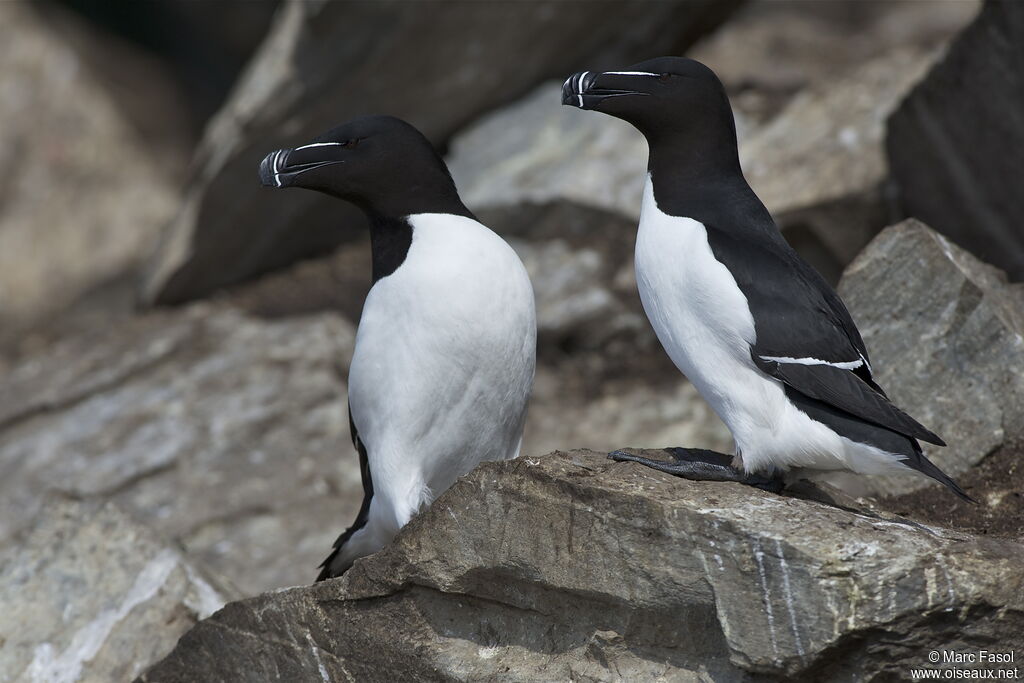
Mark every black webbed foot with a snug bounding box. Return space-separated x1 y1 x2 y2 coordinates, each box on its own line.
608 448 785 493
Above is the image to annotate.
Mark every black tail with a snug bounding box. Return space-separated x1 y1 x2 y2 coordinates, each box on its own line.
902 443 976 504
315 513 368 581
316 406 375 582
781 386 973 503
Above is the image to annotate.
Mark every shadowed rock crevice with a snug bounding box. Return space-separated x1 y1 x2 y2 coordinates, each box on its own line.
344 582 742 677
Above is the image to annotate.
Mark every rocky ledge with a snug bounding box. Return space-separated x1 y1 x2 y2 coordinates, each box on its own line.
142 450 1024 682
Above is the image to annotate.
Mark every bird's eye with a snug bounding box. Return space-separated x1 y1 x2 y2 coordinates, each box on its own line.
341 138 359 149
659 73 671 82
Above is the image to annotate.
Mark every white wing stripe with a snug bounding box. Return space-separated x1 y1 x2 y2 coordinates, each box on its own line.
760 355 864 371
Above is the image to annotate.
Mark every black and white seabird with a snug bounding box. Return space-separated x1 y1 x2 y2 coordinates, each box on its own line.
260 116 537 579
561 57 971 501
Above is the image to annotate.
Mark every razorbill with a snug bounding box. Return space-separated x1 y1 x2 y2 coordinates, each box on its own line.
562 57 971 501
260 116 537 579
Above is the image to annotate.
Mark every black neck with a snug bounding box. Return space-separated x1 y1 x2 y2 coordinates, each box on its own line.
358 181 474 222
365 212 414 283
645 126 759 221
360 183 475 284
352 160 474 222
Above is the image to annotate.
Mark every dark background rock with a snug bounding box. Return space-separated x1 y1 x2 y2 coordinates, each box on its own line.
446 2 979 284
0 2 177 347
689 0 979 126
41 0 281 140
887 0 1024 280
141 451 1024 682
140 0 744 306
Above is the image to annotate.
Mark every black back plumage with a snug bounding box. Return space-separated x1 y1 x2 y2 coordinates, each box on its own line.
648 128 968 501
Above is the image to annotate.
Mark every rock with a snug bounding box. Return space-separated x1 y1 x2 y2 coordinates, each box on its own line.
141 451 1024 681
0 303 361 595
448 82 650 220
0 2 177 340
738 47 941 282
142 0 743 305
0 499 237 683
528 367 732 459
447 1 982 220
48 0 280 133
886 0 1024 280
835 219 1024 497
485 202 648 350
31 2 197 182
689 0 980 125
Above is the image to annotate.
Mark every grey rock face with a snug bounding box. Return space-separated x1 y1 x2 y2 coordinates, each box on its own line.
0 304 361 595
448 81 650 221
887 0 1024 280
836 219 1024 497
688 0 980 125
489 202 648 350
141 0 742 305
528 363 733 460
142 451 1024 681
0 2 176 336
0 499 237 683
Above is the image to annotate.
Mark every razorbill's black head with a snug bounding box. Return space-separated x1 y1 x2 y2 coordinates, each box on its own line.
259 115 468 219
561 57 735 142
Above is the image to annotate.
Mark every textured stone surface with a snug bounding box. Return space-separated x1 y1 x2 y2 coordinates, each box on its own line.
0 304 360 595
490 202 649 351
142 0 741 305
528 367 732 461
0 2 176 335
0 499 237 683
448 81 650 220
836 219 1024 497
142 451 1024 681
689 0 979 125
887 0 1024 280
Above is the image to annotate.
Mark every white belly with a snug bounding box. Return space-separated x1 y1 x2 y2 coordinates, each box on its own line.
348 212 536 537
633 176 908 476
